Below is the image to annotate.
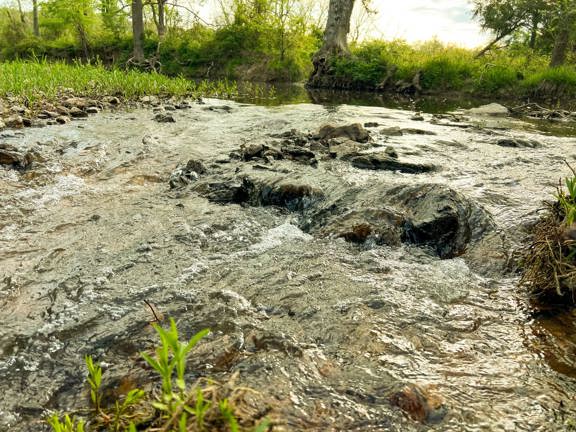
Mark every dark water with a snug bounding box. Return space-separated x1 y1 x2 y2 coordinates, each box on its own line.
1 98 576 431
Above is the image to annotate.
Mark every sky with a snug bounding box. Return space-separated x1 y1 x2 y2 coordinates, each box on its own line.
357 0 490 47
4 0 491 48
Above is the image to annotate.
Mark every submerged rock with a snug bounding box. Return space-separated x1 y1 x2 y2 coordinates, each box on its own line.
245 177 325 210
496 138 541 148
317 123 370 143
388 184 494 258
169 159 208 188
5 115 23 129
345 152 436 174
389 384 447 424
0 144 39 169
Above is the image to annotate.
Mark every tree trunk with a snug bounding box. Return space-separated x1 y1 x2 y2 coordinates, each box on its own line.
550 12 575 67
308 0 356 88
132 0 145 62
529 12 540 49
16 0 25 24
32 0 40 37
158 0 166 39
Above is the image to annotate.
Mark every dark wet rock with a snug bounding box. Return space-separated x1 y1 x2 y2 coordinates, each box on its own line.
328 138 367 159
496 138 541 148
69 107 88 118
389 384 447 424
281 145 317 166
204 105 233 113
380 127 403 137
241 143 264 161
38 110 60 119
86 106 100 114
270 129 310 146
388 184 494 258
244 177 325 210
317 208 404 245
56 105 70 116
0 144 39 169
192 179 248 204
345 152 436 174
401 128 436 136
103 96 120 105
164 104 177 111
385 146 398 159
153 112 176 123
22 118 33 127
56 116 71 125
317 123 370 143
169 159 208 188
5 115 23 129
364 122 380 128
176 101 192 109
411 114 425 121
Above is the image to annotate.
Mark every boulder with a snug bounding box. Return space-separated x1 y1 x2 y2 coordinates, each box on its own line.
243 177 325 211
103 96 120 105
401 128 436 136
345 152 436 174
380 127 403 137
69 107 88 118
0 144 38 169
64 97 88 109
317 123 370 143
389 384 447 424
56 116 71 124
281 145 317 166
5 115 23 129
86 106 100 114
467 103 509 117
387 184 494 258
153 113 176 123
317 208 404 245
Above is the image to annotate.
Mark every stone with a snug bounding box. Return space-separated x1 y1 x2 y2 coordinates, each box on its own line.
317 208 404 245
10 105 27 114
496 138 541 148
468 103 509 117
64 97 88 109
364 122 380 128
251 178 325 211
86 106 100 114
0 120 5 130
153 113 176 123
56 106 70 116
281 145 317 166
328 138 366 158
0 143 38 169
345 153 436 174
169 159 208 189
204 105 233 113
380 127 403 136
317 123 370 143
104 96 120 105
56 116 71 124
4 115 23 129
387 184 494 259
241 143 264 161
401 128 437 135
69 107 88 118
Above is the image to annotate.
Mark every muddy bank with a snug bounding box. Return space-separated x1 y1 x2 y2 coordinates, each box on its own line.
1 100 576 431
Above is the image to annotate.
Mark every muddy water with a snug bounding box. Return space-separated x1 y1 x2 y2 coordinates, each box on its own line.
1 100 576 431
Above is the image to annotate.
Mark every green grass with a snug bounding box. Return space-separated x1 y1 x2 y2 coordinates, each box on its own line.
331 39 576 100
0 60 239 104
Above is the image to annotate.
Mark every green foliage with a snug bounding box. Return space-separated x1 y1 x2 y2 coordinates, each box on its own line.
47 414 85 432
85 355 103 411
141 318 210 396
558 170 576 226
0 60 242 104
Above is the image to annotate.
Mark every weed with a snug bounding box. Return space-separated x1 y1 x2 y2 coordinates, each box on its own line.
47 414 85 432
85 355 103 412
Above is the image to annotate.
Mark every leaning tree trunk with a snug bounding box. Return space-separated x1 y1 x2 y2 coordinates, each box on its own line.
157 0 166 39
132 0 145 62
308 0 356 88
32 0 39 37
550 12 575 67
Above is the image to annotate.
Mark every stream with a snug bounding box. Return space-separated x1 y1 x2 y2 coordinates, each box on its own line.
1 96 576 431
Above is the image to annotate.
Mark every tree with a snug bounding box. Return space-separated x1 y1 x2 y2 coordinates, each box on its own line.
549 0 576 67
100 0 127 39
308 0 356 87
32 0 39 36
131 0 144 61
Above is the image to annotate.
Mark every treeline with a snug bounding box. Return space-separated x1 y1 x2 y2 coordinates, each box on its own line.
472 0 576 67
0 0 324 81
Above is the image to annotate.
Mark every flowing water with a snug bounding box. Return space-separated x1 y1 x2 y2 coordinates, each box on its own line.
1 97 576 431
